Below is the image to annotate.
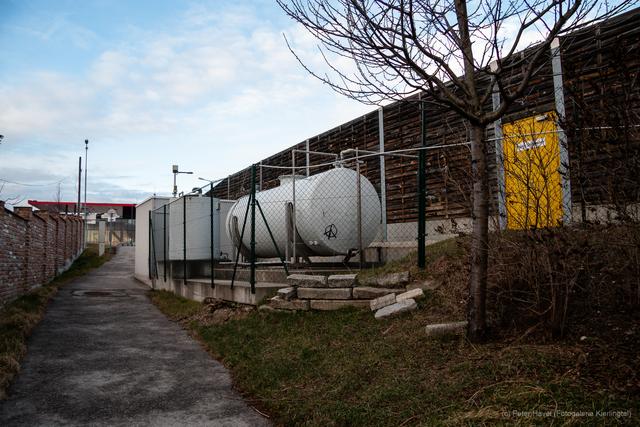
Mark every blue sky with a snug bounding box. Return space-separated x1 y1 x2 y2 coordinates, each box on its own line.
0 0 372 206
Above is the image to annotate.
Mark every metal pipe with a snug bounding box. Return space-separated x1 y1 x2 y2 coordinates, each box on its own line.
284 202 290 261
417 102 427 269
83 139 88 249
183 195 187 285
355 149 363 268
291 150 297 263
250 164 257 294
210 183 215 289
305 140 310 176
378 107 387 241
341 147 418 160
77 157 82 216
163 204 167 281
148 211 152 280
292 148 339 160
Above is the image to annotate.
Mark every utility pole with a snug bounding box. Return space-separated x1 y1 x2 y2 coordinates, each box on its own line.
83 140 88 249
172 164 193 197
77 157 82 215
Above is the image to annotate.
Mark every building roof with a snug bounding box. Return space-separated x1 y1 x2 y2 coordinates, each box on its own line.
28 200 135 208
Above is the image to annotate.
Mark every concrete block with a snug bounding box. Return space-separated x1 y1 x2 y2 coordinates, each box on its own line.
327 274 358 288
287 274 327 288
352 287 404 299
396 288 425 302
406 280 439 291
310 299 370 311
297 287 352 300
425 321 468 337
374 299 417 320
277 287 297 300
269 297 310 311
377 271 410 287
370 293 396 311
358 276 378 286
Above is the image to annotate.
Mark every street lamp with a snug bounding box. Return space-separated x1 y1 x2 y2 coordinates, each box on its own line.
172 164 193 197
84 139 89 249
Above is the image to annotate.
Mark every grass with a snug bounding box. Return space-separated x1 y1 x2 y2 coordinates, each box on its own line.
0 245 112 399
149 226 640 425
151 226 640 426
150 296 638 426
357 237 467 283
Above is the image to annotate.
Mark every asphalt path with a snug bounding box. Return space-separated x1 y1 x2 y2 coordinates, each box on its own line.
0 246 269 427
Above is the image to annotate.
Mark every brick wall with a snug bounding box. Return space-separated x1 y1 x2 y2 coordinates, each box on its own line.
0 202 84 307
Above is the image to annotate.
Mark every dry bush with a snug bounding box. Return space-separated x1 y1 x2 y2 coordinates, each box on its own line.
487 225 640 339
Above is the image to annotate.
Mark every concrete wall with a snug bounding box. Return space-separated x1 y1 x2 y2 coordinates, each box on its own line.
134 196 170 285
0 202 83 307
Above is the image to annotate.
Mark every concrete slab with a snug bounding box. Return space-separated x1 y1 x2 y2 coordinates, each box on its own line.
0 247 269 427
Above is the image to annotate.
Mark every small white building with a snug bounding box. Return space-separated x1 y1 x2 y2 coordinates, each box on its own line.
134 196 171 285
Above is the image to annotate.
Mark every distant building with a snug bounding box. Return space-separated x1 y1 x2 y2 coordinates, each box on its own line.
28 200 136 224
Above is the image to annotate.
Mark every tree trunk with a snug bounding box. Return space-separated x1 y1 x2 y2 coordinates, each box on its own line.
468 123 490 342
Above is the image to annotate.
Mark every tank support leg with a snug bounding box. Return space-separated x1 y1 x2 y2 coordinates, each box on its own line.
256 199 289 276
231 194 251 289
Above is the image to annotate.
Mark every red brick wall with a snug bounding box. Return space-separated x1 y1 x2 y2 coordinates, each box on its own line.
0 205 28 304
0 202 84 307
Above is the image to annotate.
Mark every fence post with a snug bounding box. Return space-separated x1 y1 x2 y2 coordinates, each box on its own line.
417 101 427 269
490 60 508 230
183 196 187 286
291 150 297 263
163 204 167 282
378 106 388 241
356 149 363 268
551 37 572 224
148 211 152 279
250 164 257 294
214 182 215 289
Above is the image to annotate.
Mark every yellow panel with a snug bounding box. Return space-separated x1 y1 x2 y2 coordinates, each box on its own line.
503 113 563 229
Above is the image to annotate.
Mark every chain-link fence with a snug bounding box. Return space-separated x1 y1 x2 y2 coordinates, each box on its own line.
86 219 135 245
148 117 637 294
147 144 476 293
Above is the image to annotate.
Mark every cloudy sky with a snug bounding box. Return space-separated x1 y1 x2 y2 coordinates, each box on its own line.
0 0 372 207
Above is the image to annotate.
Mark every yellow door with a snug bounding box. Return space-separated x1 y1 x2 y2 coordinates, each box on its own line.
503 113 563 229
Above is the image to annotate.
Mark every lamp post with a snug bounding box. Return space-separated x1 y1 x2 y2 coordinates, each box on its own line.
83 139 88 249
172 165 193 197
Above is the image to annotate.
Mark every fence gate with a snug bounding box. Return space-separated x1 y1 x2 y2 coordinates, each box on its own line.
503 112 563 229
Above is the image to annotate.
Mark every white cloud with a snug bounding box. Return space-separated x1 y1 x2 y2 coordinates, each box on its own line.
0 3 372 204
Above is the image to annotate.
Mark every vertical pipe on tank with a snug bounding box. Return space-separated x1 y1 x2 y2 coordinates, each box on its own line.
250 164 257 294
305 139 310 177
356 149 363 268
284 202 290 261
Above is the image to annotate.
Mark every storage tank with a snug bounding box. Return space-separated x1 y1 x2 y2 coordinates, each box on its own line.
226 167 381 258
168 195 222 260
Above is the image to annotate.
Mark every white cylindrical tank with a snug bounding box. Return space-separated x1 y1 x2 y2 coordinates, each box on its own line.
169 195 214 260
226 167 381 258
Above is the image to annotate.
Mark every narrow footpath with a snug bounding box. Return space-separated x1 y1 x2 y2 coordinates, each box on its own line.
0 247 269 426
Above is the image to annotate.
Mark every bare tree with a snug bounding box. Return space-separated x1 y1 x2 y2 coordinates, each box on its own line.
277 0 636 341
0 182 25 207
